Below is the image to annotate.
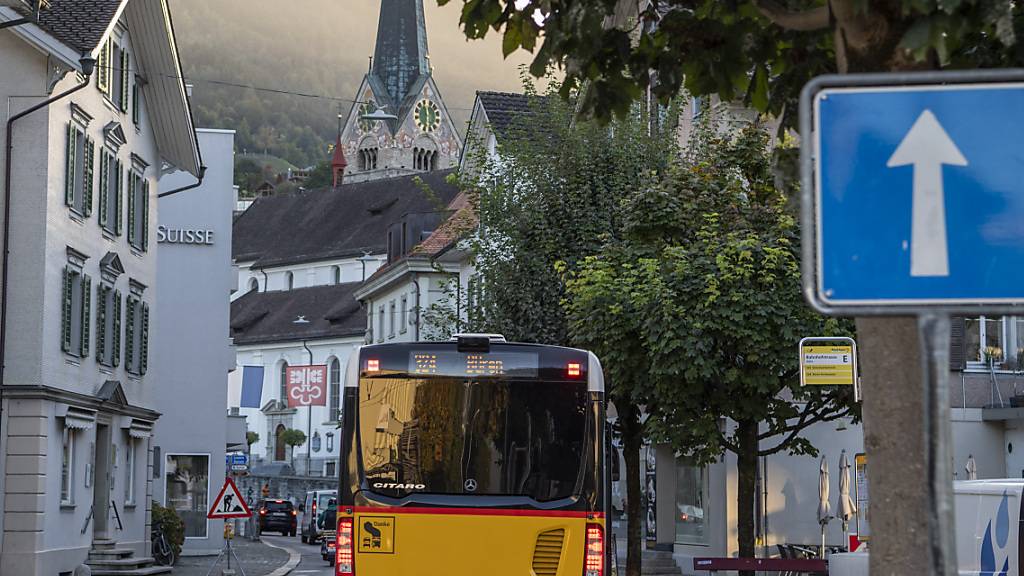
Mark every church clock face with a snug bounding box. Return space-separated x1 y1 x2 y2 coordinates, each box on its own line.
358 102 378 133
414 99 441 132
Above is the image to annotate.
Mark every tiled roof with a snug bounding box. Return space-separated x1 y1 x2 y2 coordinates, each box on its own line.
232 169 460 268
230 283 366 345
31 0 123 54
477 91 551 141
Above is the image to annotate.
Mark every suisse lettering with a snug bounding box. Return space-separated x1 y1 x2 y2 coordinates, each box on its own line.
157 225 215 245
372 482 426 490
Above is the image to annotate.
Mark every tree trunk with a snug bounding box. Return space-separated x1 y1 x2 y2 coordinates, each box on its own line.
620 402 644 576
735 420 759 576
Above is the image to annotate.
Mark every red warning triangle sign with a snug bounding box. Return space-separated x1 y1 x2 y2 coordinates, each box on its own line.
207 477 252 519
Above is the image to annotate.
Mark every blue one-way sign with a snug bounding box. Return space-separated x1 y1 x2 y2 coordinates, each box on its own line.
807 76 1024 310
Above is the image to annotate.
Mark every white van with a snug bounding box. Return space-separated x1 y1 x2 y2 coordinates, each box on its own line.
300 489 337 544
831 479 1023 576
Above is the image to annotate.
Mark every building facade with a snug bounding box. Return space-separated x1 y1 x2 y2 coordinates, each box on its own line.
151 128 237 555
230 171 461 476
338 0 462 183
0 1 200 574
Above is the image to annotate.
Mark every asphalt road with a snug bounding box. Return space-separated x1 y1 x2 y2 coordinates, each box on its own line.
261 534 334 576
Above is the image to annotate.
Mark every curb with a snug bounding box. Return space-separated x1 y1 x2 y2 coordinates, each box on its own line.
262 538 302 576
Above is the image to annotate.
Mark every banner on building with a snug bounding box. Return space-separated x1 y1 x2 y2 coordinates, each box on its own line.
286 364 328 407
239 366 265 408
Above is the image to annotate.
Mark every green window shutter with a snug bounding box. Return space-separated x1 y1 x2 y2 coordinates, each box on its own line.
61 267 73 353
83 138 94 217
125 297 135 373
97 40 110 94
112 290 122 367
95 285 107 363
120 50 130 113
80 274 91 358
142 179 149 251
65 123 75 207
140 302 149 375
98 153 108 228
132 81 140 125
115 162 123 236
127 173 136 247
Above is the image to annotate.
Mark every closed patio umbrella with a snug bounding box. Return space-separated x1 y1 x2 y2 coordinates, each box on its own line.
818 455 832 558
965 454 978 480
838 450 857 549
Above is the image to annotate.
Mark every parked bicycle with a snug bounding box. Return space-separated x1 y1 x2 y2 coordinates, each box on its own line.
152 519 176 566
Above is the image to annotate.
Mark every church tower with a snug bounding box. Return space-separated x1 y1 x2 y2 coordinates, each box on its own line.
339 0 463 183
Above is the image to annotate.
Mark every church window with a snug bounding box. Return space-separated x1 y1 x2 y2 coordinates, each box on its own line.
413 146 438 171
285 271 294 290
248 277 259 292
332 265 341 284
279 361 289 401
359 147 378 171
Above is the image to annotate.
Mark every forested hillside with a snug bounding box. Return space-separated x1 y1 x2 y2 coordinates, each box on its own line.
171 0 532 168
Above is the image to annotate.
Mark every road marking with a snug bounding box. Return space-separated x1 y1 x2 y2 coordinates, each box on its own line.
262 537 302 576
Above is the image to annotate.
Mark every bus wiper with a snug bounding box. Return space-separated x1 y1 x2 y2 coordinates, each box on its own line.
459 380 479 490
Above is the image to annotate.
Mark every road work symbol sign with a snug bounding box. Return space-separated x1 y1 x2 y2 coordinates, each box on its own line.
799 337 858 387
358 516 394 554
207 477 252 519
806 77 1024 310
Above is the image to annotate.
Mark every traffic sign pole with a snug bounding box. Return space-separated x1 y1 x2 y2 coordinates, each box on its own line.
796 70 1024 576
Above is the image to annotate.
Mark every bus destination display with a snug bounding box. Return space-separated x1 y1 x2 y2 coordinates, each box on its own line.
409 351 538 377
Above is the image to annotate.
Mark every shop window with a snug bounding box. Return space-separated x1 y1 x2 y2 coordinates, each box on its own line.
675 460 709 545
165 454 210 538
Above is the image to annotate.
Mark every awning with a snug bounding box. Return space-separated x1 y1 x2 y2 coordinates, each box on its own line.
62 407 96 430
122 418 154 439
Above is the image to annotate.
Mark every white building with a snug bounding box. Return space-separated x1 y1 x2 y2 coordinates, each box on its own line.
229 170 461 476
152 128 238 555
0 0 200 574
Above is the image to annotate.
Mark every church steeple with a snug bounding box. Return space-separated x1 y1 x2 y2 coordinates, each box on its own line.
372 0 430 106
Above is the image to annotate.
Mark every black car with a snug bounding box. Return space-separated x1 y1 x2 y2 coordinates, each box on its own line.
258 499 297 536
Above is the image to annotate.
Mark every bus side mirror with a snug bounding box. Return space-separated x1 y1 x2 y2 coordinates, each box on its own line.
611 448 621 482
298 503 306 513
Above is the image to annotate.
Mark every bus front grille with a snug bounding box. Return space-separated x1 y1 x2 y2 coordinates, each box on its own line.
532 528 565 576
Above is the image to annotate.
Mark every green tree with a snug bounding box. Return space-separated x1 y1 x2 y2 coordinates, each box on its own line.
304 159 333 189
564 122 856 568
462 83 678 576
441 0 1019 121
280 429 307 468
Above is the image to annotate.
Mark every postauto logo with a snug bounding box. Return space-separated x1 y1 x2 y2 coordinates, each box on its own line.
980 491 1010 576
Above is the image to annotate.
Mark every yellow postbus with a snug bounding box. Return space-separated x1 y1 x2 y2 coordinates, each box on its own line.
334 334 612 576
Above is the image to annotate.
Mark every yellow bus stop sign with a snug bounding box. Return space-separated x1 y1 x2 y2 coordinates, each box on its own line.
799 337 858 387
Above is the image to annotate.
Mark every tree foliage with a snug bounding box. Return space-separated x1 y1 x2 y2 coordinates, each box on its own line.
441 0 1021 122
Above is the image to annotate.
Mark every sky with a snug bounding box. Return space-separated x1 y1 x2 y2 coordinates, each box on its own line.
172 0 541 128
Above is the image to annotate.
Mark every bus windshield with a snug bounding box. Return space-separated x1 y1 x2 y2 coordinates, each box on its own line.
358 376 589 502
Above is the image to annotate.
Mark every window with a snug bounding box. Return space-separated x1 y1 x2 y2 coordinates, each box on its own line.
124 294 149 375
127 170 148 251
329 358 341 422
325 460 337 477
60 428 74 504
61 266 91 357
248 277 259 292
332 266 341 285
359 147 378 170
377 306 385 343
413 146 438 171
98 151 122 235
285 271 294 290
691 97 703 120
124 437 136 505
95 285 122 367
165 454 210 538
399 296 408 334
65 122 94 217
966 316 1024 369
388 300 396 338
279 361 289 401
675 459 709 545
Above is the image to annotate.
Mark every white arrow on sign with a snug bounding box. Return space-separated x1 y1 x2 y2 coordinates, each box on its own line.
886 109 967 277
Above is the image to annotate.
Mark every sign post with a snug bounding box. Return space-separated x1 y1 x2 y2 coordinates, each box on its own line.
800 70 1024 576
798 336 859 399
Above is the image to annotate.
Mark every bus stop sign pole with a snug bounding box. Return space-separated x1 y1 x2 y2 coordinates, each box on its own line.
801 70 1024 576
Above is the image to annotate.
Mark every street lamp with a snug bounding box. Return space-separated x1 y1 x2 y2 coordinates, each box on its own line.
360 105 398 122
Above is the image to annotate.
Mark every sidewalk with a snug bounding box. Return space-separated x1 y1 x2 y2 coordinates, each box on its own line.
171 538 292 576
